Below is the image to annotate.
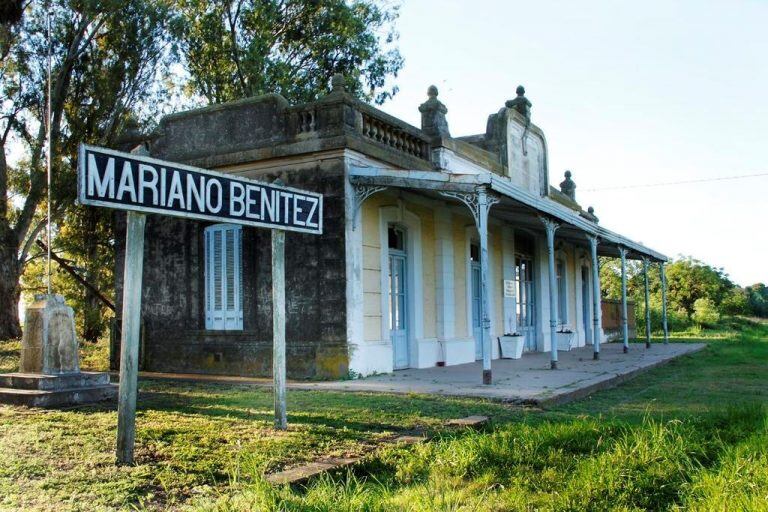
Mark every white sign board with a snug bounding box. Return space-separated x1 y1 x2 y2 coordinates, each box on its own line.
504 279 516 298
78 144 323 234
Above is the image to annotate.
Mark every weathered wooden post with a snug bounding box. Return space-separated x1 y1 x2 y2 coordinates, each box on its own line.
116 211 145 464
659 262 669 344
587 235 601 359
541 217 560 369
619 246 629 353
643 257 652 348
272 228 287 430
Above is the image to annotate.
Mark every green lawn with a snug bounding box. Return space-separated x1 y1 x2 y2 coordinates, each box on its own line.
1 318 767 511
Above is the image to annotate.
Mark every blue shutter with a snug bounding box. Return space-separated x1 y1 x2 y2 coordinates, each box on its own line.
205 224 243 330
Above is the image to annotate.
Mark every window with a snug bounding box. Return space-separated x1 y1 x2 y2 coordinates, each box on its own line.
470 242 480 262
204 224 243 330
388 226 405 251
556 259 567 326
387 225 407 332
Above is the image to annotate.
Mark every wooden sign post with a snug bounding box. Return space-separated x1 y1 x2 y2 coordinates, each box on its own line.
272 229 287 430
115 211 145 464
77 144 323 463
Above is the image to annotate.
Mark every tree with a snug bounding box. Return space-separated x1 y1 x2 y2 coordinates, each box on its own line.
172 0 403 105
1 0 174 340
665 257 733 315
746 283 768 317
720 287 750 316
692 297 720 327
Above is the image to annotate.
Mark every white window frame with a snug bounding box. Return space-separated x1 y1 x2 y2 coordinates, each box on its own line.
204 223 244 330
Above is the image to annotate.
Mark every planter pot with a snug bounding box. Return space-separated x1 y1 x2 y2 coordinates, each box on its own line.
498 336 524 359
556 331 574 351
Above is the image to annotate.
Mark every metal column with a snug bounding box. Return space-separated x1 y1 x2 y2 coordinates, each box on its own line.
441 187 499 384
643 258 652 349
477 189 493 384
619 246 629 353
541 217 560 369
587 235 601 360
659 262 669 344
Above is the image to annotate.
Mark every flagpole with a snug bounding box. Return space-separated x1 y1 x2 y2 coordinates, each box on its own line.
46 2 52 296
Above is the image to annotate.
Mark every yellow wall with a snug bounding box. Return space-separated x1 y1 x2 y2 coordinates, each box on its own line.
491 227 504 336
360 194 437 342
452 214 469 337
407 202 436 340
361 195 387 341
361 198 510 344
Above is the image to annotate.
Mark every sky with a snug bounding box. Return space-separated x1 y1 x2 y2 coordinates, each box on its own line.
377 0 767 286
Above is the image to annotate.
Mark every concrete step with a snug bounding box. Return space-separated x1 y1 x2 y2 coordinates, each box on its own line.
0 384 117 408
0 372 111 391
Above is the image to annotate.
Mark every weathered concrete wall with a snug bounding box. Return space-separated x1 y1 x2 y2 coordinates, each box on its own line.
114 158 348 379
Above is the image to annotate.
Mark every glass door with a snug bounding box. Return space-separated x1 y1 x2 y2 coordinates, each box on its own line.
388 227 409 370
471 262 482 360
516 255 536 351
581 266 591 345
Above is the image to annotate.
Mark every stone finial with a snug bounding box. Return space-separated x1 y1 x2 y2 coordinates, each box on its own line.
418 85 450 137
331 73 346 93
505 85 532 120
559 170 576 201
586 206 599 223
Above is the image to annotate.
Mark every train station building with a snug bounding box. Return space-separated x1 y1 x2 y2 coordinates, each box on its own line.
114 75 667 380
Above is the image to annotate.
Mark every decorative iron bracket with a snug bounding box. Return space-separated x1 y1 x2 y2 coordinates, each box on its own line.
351 183 387 229
439 187 500 227
538 215 560 236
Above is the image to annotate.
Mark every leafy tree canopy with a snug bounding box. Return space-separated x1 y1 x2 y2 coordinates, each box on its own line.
172 0 403 105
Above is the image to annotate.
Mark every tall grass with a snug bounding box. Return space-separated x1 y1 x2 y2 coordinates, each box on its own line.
190 405 768 511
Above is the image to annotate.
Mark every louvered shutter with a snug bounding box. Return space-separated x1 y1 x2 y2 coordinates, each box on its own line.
204 224 243 330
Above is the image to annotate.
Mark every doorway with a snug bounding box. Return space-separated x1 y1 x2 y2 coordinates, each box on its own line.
388 226 409 369
469 243 484 360
515 232 536 351
515 255 536 351
581 266 592 345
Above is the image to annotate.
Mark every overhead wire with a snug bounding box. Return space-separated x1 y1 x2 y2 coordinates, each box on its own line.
582 171 768 192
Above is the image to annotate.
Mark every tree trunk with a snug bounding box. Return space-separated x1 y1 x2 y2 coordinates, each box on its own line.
0 230 22 340
82 209 103 343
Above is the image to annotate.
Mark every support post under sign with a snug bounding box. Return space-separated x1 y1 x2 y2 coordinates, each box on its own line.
77 144 323 463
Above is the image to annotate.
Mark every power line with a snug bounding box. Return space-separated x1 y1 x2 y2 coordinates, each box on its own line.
582 171 768 192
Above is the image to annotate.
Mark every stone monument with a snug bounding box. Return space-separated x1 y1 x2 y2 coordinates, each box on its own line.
0 294 117 407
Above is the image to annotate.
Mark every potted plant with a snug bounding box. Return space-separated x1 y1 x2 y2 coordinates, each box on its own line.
555 328 574 351
498 332 525 359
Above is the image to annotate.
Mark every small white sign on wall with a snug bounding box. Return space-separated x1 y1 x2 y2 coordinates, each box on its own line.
504 279 516 298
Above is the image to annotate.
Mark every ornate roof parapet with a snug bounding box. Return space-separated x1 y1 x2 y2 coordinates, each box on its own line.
418 85 450 137
483 85 536 166
149 72 434 169
559 170 576 201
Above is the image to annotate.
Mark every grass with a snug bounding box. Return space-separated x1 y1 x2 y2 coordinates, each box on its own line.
1 318 767 511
